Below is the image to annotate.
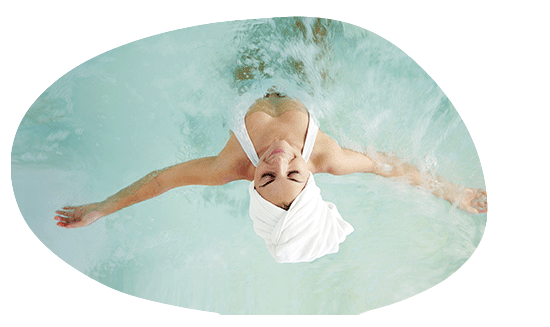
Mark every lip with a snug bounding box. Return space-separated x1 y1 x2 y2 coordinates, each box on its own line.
267 149 289 160
271 149 286 155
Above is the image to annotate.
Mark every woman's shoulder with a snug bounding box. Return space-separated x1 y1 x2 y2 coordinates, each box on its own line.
308 130 342 174
217 132 255 181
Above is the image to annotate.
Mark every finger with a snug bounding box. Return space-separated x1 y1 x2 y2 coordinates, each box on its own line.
473 205 487 212
476 202 488 213
58 220 80 228
66 221 86 229
475 190 487 200
463 205 479 215
55 210 74 217
472 197 487 211
55 215 74 222
62 206 77 210
479 189 487 196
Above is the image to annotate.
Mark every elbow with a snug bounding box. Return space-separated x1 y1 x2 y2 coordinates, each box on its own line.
150 171 169 195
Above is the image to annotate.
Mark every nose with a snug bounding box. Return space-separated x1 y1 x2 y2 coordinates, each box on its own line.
270 155 289 172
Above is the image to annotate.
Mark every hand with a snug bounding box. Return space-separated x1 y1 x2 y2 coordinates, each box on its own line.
54 203 104 228
457 188 487 214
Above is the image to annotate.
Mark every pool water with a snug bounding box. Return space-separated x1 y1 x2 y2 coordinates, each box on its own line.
11 17 486 314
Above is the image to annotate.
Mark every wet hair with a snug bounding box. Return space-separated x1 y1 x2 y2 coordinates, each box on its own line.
253 182 297 211
279 202 292 211
264 91 286 98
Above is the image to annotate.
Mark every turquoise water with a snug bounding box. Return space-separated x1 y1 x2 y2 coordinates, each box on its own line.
11 17 485 314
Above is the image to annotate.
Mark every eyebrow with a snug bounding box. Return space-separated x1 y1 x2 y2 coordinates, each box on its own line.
259 171 303 188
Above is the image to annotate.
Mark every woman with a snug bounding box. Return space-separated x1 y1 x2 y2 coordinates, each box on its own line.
54 91 487 262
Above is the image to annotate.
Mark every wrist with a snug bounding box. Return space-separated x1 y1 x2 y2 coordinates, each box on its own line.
95 200 115 217
427 178 458 202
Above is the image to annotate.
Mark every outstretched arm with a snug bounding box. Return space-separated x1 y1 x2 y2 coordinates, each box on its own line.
314 131 487 214
55 134 249 228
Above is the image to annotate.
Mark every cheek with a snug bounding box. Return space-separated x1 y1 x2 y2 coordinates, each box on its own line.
253 168 264 183
253 170 267 189
295 161 309 174
253 175 260 188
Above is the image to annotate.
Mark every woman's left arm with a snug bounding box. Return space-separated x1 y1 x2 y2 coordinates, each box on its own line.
315 131 487 214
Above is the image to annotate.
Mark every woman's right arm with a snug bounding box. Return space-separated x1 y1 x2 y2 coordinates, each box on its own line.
55 134 248 228
313 131 487 214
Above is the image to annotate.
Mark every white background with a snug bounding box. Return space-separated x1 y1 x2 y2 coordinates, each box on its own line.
2 0 548 325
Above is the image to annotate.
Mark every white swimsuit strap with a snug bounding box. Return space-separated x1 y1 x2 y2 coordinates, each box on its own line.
302 113 319 162
234 113 319 167
234 116 260 166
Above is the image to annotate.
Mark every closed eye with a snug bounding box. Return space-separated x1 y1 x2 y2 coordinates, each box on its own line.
260 173 276 187
287 170 301 182
259 171 303 187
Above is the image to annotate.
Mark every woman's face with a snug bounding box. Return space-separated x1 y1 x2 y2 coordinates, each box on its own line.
254 140 309 209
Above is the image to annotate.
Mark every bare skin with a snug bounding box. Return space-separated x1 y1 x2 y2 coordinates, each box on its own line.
55 94 487 228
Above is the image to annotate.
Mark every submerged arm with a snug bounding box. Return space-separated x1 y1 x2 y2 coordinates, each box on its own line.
55 135 248 228
316 132 487 214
